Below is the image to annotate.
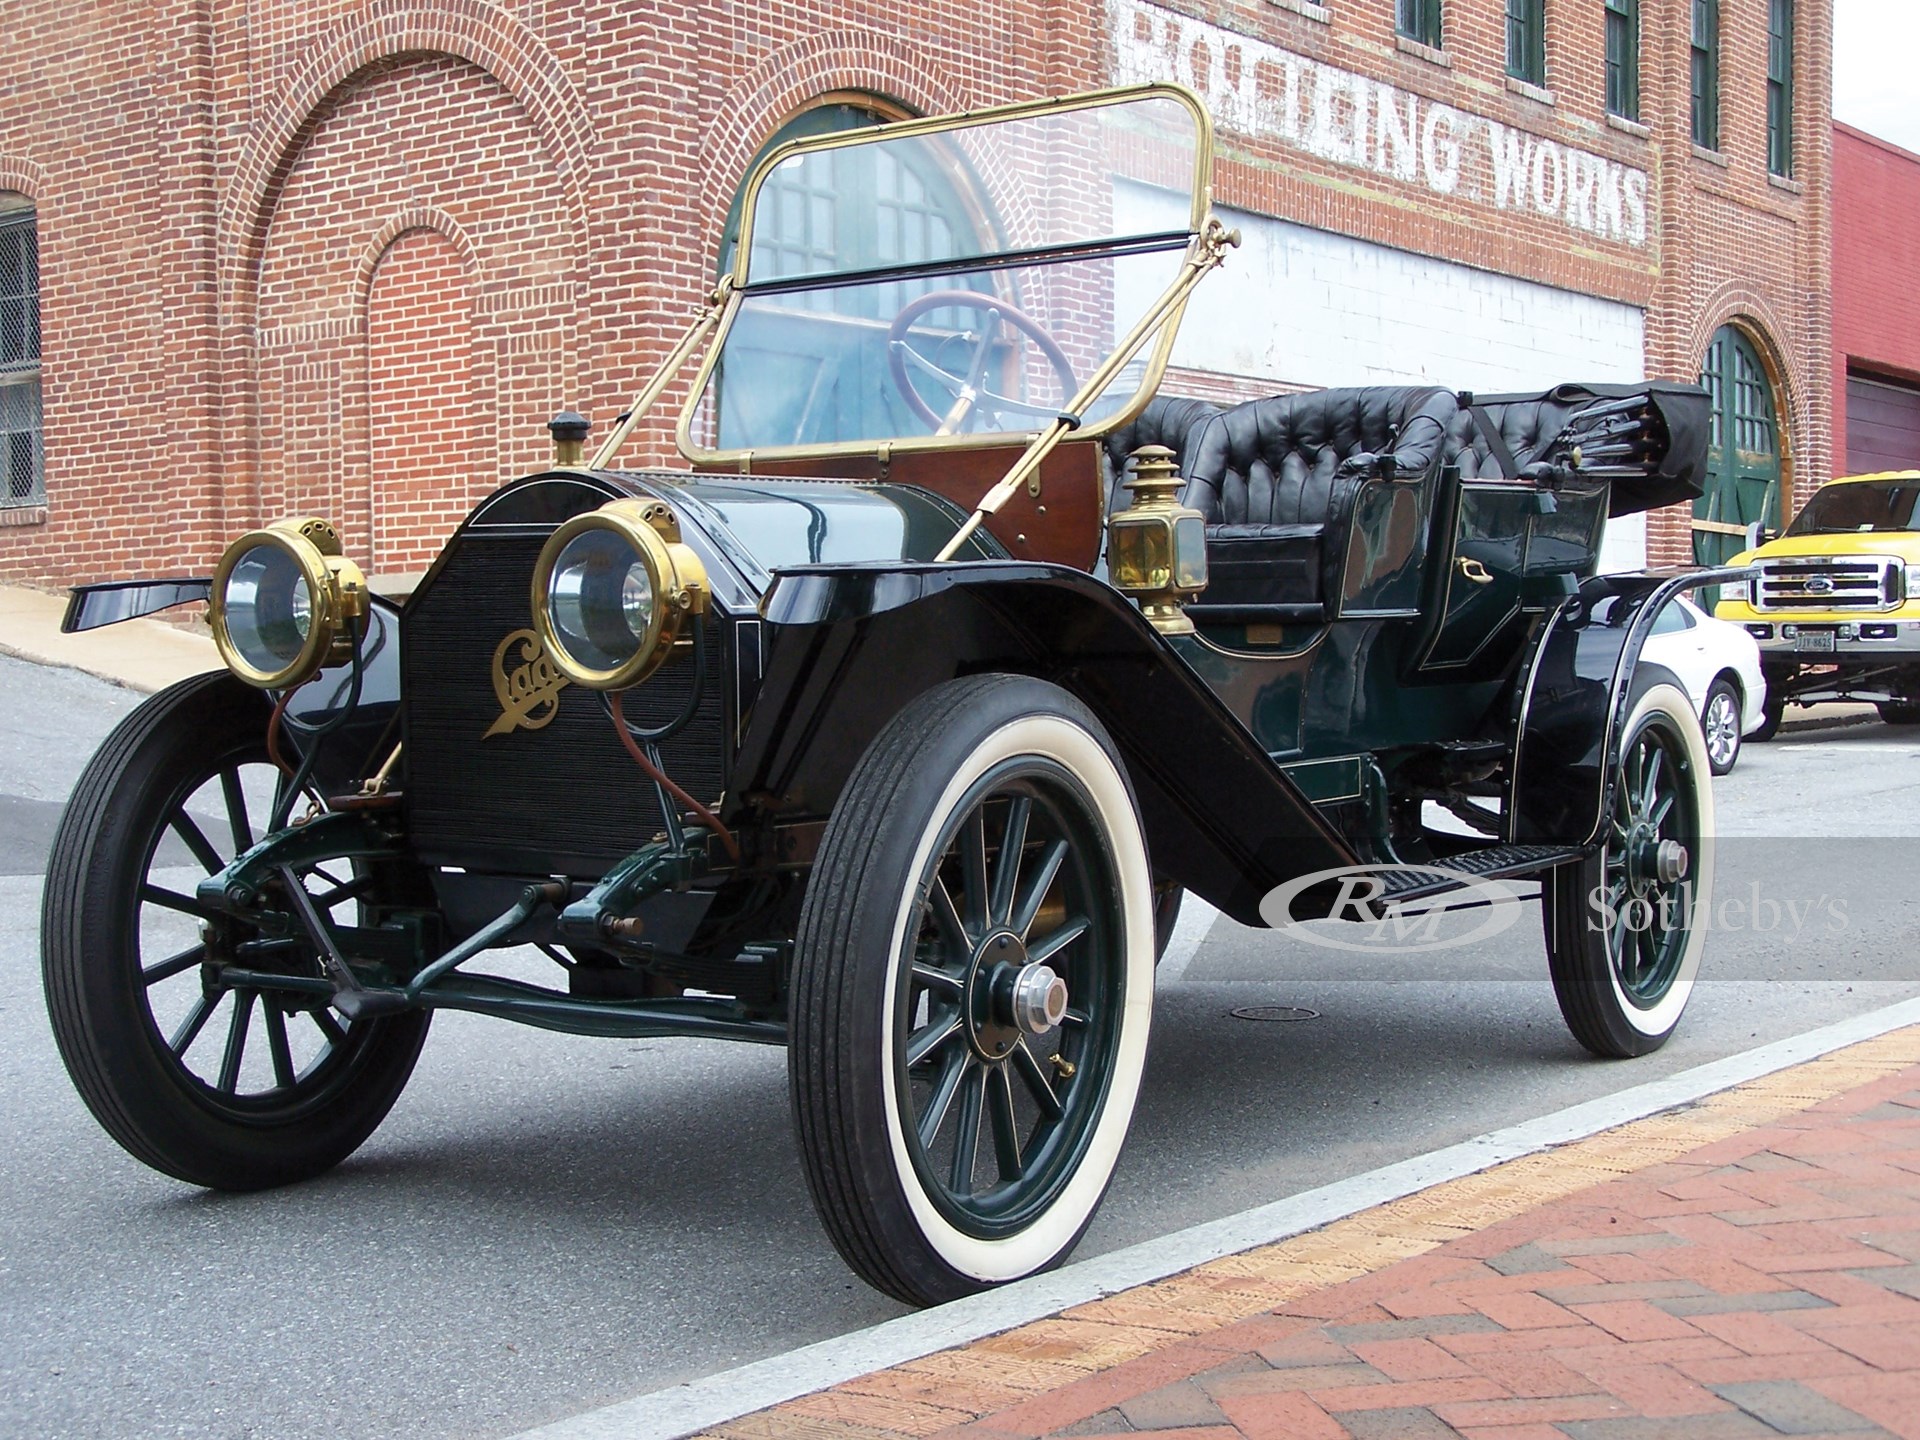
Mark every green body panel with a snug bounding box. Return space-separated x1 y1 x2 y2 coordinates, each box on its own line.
1167 466 1601 767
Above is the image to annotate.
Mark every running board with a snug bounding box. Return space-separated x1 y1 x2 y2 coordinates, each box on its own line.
1376 844 1583 904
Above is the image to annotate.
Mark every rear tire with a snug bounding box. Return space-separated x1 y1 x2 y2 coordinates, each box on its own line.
1878 702 1920 725
1543 680 1713 1058
42 672 430 1190
1750 695 1785 742
790 675 1155 1306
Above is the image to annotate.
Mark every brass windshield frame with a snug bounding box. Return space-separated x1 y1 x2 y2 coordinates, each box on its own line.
673 82 1216 468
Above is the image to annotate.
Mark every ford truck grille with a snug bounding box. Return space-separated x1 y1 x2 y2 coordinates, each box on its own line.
1753 556 1902 612
401 530 727 876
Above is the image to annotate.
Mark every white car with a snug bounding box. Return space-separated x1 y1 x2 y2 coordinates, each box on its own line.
1641 594 1769 775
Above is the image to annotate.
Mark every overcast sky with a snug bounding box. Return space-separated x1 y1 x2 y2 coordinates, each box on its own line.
1833 0 1920 152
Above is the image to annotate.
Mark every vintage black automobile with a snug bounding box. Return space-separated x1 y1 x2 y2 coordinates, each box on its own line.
46 86 1733 1306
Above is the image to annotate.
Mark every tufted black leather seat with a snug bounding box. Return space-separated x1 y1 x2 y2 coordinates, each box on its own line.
1180 386 1460 615
1101 395 1221 515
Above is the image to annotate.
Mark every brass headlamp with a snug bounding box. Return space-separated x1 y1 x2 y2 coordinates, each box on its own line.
209 517 367 689
530 499 710 691
1106 445 1208 635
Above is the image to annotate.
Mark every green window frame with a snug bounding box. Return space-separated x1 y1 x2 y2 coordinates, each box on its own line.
1691 0 1719 150
1605 0 1640 122
1397 0 1443 49
1768 0 1795 176
0 200 41 511
1506 0 1545 86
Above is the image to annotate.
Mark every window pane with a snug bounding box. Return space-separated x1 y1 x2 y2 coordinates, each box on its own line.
1768 0 1794 176
1506 0 1544 85
6 429 33 503
0 213 38 367
0 377 43 507
1397 0 1441 48
1605 0 1639 121
1691 0 1719 149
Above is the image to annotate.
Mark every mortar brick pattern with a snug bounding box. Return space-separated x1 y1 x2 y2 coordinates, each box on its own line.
0 0 1829 582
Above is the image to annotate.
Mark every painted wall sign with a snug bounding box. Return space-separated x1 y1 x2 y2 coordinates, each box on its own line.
1110 0 1650 247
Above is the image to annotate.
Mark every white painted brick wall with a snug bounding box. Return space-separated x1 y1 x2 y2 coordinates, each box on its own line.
1117 186 1650 566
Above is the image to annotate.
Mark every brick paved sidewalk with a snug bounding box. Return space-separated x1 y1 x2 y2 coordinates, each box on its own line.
711 1029 1920 1440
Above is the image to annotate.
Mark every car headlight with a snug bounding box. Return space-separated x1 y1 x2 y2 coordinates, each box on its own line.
209 517 365 689
531 499 709 690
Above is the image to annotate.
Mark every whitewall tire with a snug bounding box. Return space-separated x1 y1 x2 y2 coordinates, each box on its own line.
790 674 1154 1305
1543 678 1714 1058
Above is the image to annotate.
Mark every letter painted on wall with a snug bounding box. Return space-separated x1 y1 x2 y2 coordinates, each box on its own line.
1111 0 1651 248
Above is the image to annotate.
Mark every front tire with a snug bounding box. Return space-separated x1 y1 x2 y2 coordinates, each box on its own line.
1543 680 1714 1058
42 671 430 1190
790 675 1155 1306
1878 702 1920 725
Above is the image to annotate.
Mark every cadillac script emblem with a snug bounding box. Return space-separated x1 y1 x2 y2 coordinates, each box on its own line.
486 628 570 737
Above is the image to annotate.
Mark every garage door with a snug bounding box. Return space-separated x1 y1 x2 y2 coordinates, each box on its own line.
1848 373 1920 474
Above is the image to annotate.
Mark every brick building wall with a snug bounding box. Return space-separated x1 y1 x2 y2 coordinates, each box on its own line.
1831 122 1920 478
0 0 1830 584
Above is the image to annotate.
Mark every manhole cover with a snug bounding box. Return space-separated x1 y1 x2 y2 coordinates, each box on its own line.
1229 1005 1320 1023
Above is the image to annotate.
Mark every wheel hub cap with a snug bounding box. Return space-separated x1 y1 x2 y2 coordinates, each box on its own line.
1009 963 1069 1036
1654 838 1690 885
964 931 1071 1059
1624 822 1689 894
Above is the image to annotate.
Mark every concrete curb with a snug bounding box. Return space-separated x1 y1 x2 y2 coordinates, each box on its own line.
511 998 1920 1440
0 585 217 694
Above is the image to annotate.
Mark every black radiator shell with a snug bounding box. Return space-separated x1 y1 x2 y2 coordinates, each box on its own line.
400 525 732 879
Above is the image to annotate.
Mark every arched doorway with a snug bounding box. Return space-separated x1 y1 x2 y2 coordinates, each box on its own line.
1693 324 1784 570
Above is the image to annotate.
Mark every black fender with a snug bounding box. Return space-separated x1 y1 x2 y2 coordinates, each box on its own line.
729 560 1358 925
1507 566 1754 847
281 598 404 793
62 577 213 631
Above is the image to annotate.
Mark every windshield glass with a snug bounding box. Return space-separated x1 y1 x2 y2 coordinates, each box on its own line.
1787 480 1920 535
681 87 1210 460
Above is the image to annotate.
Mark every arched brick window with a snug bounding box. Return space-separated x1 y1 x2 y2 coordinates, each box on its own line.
716 93 912 278
0 193 41 511
366 228 475 573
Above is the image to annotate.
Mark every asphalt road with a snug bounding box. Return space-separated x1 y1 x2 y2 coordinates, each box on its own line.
2 654 1917 1439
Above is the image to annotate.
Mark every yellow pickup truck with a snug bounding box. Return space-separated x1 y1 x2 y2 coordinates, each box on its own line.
1714 470 1920 736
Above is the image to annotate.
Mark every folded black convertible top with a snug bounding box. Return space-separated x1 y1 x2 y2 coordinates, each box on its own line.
1475 380 1711 519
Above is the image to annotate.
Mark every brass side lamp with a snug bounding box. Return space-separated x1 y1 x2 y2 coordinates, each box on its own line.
1107 445 1208 635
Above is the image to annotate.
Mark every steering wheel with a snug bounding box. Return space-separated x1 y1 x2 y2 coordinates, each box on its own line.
886 290 1080 434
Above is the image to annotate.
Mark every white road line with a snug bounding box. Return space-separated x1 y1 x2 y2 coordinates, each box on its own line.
509 993 1920 1440
1153 891 1221 984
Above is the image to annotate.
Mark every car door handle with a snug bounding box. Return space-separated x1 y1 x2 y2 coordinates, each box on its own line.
1457 558 1494 585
